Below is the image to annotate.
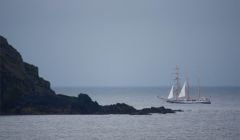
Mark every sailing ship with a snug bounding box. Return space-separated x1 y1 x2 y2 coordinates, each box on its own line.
166 66 211 104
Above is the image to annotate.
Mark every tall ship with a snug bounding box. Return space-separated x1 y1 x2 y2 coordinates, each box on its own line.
166 66 211 104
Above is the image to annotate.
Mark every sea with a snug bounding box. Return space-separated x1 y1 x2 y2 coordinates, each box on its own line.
0 87 240 140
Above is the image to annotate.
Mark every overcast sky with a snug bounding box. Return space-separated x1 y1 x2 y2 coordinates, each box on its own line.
1 0 240 87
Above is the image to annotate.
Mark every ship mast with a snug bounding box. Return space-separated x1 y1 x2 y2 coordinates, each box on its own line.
186 77 190 100
198 76 200 99
197 68 201 99
174 65 181 99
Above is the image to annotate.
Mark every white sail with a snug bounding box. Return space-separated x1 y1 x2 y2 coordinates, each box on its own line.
178 81 187 98
168 85 174 99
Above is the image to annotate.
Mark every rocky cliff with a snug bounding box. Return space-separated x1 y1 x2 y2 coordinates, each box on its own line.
0 35 179 115
0 36 55 113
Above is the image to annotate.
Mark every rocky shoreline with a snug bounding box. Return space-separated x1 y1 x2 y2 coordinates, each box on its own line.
0 35 182 115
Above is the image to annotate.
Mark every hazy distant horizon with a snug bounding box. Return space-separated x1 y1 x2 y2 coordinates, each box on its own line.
1 0 240 87
51 85 240 89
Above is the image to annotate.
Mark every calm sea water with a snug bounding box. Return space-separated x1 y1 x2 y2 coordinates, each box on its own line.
0 87 240 140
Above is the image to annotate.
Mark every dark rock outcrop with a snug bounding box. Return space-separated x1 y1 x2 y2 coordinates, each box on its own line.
100 103 137 114
0 35 180 115
0 36 55 114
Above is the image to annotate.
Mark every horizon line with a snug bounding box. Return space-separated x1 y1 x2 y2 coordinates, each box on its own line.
52 85 240 88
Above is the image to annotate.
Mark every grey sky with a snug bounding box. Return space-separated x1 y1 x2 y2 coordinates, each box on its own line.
1 0 240 87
